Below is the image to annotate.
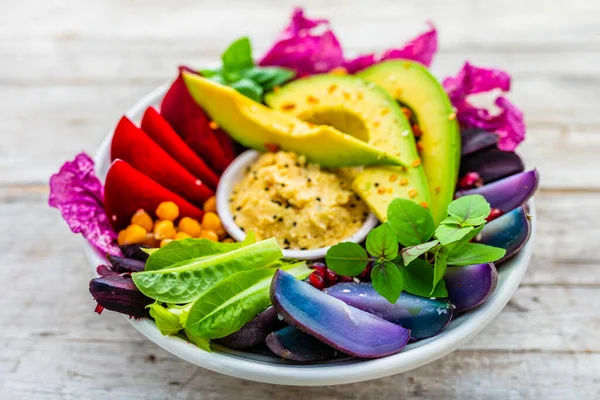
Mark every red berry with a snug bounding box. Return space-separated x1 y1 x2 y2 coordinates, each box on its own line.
458 172 483 189
338 276 354 283
308 272 326 290
325 268 338 285
358 261 374 281
486 208 504 222
310 262 326 277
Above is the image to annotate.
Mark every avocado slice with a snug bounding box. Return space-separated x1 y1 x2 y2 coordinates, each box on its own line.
265 74 430 222
357 60 461 225
181 72 405 168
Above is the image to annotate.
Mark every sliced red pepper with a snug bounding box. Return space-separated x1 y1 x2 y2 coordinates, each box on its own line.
111 116 214 207
104 160 204 231
141 107 219 190
161 67 236 173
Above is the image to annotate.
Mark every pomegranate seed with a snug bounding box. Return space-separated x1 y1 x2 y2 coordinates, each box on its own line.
486 208 504 222
338 275 354 282
310 262 326 277
358 262 374 281
458 172 483 189
94 304 104 315
308 273 326 290
325 268 338 285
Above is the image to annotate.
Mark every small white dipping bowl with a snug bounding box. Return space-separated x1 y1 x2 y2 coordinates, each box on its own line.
216 150 379 260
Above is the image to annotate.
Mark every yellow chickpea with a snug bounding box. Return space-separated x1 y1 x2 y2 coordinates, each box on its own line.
203 196 217 213
199 230 219 242
130 209 153 232
156 201 179 221
175 231 191 240
122 224 147 245
154 220 176 240
202 212 223 232
160 239 173 248
222 238 235 243
216 227 227 241
178 217 202 238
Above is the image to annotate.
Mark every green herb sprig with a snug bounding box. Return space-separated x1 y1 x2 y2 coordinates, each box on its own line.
325 195 506 303
201 37 296 102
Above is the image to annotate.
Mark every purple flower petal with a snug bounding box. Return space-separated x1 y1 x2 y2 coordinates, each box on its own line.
49 153 120 257
344 53 376 74
443 62 525 151
379 22 438 67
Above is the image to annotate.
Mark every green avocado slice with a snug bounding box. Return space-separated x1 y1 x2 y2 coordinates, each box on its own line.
265 74 431 222
357 60 461 226
181 72 405 168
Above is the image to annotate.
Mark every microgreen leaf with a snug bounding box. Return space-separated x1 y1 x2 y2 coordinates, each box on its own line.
366 223 399 260
434 224 474 246
401 240 440 266
325 242 370 276
447 243 506 266
400 258 448 298
447 194 491 224
230 78 264 102
371 260 404 303
387 198 434 247
432 246 449 292
221 37 254 73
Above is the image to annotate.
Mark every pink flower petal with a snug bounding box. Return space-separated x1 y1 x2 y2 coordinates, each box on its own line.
379 23 438 67
49 153 120 257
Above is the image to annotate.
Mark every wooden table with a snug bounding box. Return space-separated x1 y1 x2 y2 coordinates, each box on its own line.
1 0 599 398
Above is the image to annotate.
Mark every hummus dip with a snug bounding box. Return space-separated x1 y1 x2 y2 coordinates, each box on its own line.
230 151 369 250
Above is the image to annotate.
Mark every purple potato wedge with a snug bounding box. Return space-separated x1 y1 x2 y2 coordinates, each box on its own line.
266 326 339 362
456 170 539 214
461 128 498 156
89 274 152 318
444 263 498 312
459 148 524 184
96 264 118 276
107 255 146 273
325 283 453 340
270 270 411 358
119 244 151 262
216 307 286 349
475 206 532 263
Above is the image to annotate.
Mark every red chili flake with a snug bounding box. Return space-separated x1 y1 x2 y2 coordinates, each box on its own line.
328 84 338 94
280 103 296 111
411 158 422 167
307 95 320 104
412 124 422 137
94 304 104 315
264 143 280 152
401 107 412 119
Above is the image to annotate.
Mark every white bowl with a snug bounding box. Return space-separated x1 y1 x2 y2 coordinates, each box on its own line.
86 84 536 386
216 149 379 260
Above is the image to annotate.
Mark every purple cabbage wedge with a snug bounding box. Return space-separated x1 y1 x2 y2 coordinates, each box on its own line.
444 263 498 312
459 148 524 184
325 283 453 340
107 255 146 273
89 274 152 318
266 326 339 362
475 206 532 263
461 129 499 156
216 307 286 349
456 170 539 214
271 270 411 358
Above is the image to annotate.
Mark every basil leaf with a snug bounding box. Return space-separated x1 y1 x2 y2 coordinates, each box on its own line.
221 37 253 73
447 243 506 266
400 258 448 298
371 261 404 303
432 246 449 291
230 78 263 102
132 238 282 303
243 66 296 91
185 262 310 339
448 194 490 224
206 74 227 85
387 198 434 246
434 224 474 246
145 238 245 271
366 223 399 260
200 68 223 78
401 240 439 266
325 242 370 276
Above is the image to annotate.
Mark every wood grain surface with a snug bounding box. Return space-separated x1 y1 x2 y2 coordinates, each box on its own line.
1 0 599 398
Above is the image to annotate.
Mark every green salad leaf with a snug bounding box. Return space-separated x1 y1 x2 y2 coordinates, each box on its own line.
366 223 399 260
401 240 439 266
434 224 474 246
147 302 187 336
325 242 370 276
132 238 282 303
145 233 256 271
221 37 253 73
387 198 434 246
447 194 490 225
371 261 404 303
185 262 310 340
